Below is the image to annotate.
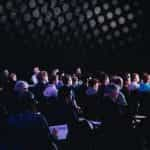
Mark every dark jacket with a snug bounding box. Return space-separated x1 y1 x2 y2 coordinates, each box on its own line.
7 111 57 150
99 96 123 129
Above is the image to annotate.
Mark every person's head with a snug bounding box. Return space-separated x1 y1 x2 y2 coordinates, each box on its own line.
111 76 123 90
33 66 40 75
51 68 59 76
76 67 82 75
49 75 57 84
16 91 37 113
98 72 109 86
14 80 29 93
62 75 72 86
88 78 99 91
122 73 131 87
72 74 79 85
9 73 17 81
58 86 72 104
131 73 140 83
3 69 9 77
37 71 49 83
142 73 150 83
104 84 120 102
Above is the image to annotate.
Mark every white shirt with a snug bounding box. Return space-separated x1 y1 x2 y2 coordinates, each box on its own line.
31 74 38 84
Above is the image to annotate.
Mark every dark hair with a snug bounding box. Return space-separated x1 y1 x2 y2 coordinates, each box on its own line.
37 71 48 81
14 91 37 113
131 73 139 81
62 75 71 85
49 75 57 84
120 73 131 82
88 78 99 87
142 73 150 83
98 72 109 84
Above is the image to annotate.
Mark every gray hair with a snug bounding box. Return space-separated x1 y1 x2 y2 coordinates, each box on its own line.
14 80 29 92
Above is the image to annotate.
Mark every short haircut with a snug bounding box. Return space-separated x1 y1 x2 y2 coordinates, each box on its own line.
49 75 57 84
98 72 109 83
142 73 150 83
88 78 99 87
37 71 48 81
131 73 139 81
62 75 72 85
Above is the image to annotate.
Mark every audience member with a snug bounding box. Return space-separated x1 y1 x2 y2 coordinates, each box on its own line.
84 78 100 120
31 66 40 85
7 86 57 150
129 73 140 91
7 73 17 93
111 75 128 107
32 71 49 101
139 73 150 92
97 72 110 100
43 75 58 99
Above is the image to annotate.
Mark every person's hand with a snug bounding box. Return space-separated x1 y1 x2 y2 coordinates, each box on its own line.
76 106 83 114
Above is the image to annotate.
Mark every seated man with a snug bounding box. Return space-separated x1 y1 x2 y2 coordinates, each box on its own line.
7 80 57 150
111 75 128 106
139 73 150 92
43 75 58 100
84 78 100 120
100 84 121 126
99 84 132 150
31 66 40 85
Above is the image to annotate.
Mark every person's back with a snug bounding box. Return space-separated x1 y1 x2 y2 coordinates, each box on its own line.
84 79 100 120
99 84 129 129
57 85 79 126
75 82 87 109
7 82 57 150
100 96 121 127
99 84 132 150
7 111 56 150
84 93 100 120
31 71 49 101
100 95 134 150
32 82 48 100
